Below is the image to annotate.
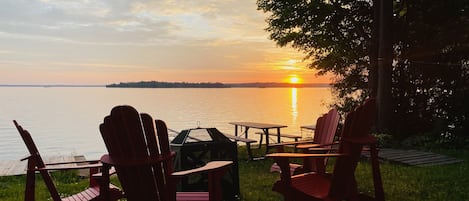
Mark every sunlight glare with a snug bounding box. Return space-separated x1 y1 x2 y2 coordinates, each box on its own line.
287 59 297 65
291 88 298 122
289 76 301 84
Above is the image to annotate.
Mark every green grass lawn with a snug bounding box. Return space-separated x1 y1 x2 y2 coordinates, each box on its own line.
1 148 467 201
238 148 469 201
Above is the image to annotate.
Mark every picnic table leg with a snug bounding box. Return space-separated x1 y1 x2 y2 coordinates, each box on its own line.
256 128 264 149
244 127 254 161
246 142 254 161
264 129 270 154
244 127 250 139
243 127 257 160
276 128 281 143
234 126 255 161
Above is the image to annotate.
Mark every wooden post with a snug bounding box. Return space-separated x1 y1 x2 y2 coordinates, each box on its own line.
377 0 393 132
369 0 380 98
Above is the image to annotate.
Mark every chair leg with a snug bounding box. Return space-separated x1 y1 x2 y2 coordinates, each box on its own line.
25 169 35 201
370 145 384 201
208 168 229 201
89 166 100 187
99 164 111 201
39 170 62 201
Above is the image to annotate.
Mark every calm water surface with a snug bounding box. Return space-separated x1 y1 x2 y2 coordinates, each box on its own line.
0 87 333 160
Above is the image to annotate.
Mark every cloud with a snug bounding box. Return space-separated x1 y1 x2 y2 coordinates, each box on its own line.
0 0 320 84
0 0 175 45
0 0 268 46
117 0 269 42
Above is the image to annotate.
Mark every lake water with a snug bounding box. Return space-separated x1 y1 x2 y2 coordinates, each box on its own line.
0 87 333 160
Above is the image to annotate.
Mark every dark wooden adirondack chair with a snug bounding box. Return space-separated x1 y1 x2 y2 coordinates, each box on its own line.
296 108 340 174
266 99 384 201
13 120 122 201
270 108 340 175
98 105 233 201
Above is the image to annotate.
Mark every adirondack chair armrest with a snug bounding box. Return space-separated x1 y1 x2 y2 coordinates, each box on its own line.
20 154 34 161
100 152 176 167
296 141 339 149
33 163 103 171
266 153 345 159
91 167 117 177
306 147 338 153
171 161 233 178
45 159 100 166
268 140 316 148
296 143 322 149
267 153 346 184
269 140 317 153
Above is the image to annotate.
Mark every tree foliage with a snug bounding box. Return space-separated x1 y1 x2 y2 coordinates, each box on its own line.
257 0 374 112
392 0 469 146
257 0 469 147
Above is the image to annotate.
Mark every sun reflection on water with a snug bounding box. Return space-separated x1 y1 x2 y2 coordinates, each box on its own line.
291 88 298 123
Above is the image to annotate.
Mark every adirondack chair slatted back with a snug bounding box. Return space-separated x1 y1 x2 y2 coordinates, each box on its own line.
312 114 325 142
154 119 176 185
302 109 340 173
13 120 62 201
100 106 174 201
141 114 171 200
329 99 376 200
312 108 339 145
322 109 340 144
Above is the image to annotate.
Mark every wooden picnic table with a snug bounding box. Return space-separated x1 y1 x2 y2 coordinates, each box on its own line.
300 124 316 131
229 122 287 160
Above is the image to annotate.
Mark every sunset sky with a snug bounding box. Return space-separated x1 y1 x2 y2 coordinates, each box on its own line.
0 0 332 85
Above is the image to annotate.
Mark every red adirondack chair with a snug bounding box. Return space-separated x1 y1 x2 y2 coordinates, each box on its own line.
13 120 122 201
270 108 340 175
266 99 384 201
98 105 233 201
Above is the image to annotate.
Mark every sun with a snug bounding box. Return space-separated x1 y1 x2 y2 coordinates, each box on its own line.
288 75 302 84
289 77 300 83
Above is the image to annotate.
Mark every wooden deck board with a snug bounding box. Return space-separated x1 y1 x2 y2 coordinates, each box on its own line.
384 153 436 160
0 155 86 176
0 160 27 176
363 148 463 167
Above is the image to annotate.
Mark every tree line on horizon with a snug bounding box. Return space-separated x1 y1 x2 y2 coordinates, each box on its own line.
107 81 227 88
106 81 331 88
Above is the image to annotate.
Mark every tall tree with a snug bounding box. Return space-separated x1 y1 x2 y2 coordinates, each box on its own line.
258 0 469 146
376 0 393 132
369 0 380 98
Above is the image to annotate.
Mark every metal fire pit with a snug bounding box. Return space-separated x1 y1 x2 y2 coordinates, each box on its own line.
170 127 239 200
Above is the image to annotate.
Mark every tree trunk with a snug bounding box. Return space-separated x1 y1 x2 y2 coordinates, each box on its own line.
369 0 380 98
377 0 393 132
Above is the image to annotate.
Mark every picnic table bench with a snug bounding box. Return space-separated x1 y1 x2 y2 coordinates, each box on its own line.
222 133 257 144
222 133 257 161
229 122 288 161
254 132 301 142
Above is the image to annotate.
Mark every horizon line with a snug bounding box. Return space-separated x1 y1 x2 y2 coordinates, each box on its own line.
0 81 332 87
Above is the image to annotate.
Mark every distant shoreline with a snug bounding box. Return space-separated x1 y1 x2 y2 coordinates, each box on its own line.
106 81 331 88
0 82 331 88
